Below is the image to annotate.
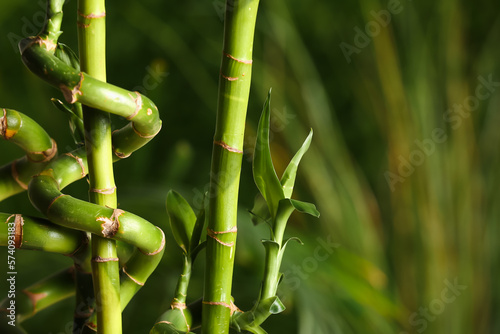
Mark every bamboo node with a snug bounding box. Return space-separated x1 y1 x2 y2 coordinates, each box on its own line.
132 121 162 139
223 52 253 64
11 159 28 190
214 140 243 154
112 147 132 159
47 194 67 213
207 228 236 247
98 208 124 238
5 214 24 248
171 301 187 310
90 186 116 195
23 290 48 311
0 108 7 139
126 92 142 120
122 267 145 286
60 73 83 104
77 10 106 19
35 36 57 52
64 152 86 177
141 227 165 256
28 138 58 163
92 256 119 263
202 300 240 315
220 71 239 81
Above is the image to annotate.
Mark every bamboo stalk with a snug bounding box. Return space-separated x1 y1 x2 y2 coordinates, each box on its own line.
0 109 57 201
202 1 260 333
77 0 121 332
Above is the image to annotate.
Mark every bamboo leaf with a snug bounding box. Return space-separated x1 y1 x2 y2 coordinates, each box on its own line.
253 89 285 219
51 98 84 145
54 43 80 71
281 129 313 198
166 190 196 254
289 199 320 218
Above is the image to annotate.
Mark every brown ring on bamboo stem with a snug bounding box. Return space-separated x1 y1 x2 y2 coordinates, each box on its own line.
220 71 239 81
214 140 243 154
92 256 119 263
126 92 142 120
132 122 162 139
11 159 28 190
223 52 253 64
140 227 165 256
90 186 116 195
122 267 145 286
65 152 86 177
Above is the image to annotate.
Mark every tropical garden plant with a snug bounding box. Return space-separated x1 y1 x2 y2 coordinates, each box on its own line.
0 0 319 333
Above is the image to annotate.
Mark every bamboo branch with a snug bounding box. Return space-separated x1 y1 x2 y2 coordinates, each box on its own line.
202 1 260 333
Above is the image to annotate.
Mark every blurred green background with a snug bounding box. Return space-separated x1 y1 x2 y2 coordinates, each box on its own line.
1 0 499 333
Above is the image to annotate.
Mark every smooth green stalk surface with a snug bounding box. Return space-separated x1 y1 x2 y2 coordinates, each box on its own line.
0 109 57 200
202 1 260 333
77 0 121 332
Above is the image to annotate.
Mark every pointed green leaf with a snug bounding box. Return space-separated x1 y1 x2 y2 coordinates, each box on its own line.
241 325 268 334
289 199 320 218
54 43 80 71
51 98 84 145
281 129 313 198
268 296 286 314
166 190 196 254
257 296 285 315
253 89 285 219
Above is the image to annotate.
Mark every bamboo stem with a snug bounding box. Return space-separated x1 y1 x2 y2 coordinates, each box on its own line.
202 1 260 333
77 0 121 332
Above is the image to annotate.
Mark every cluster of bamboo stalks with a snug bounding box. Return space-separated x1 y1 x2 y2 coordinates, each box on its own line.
0 1 318 333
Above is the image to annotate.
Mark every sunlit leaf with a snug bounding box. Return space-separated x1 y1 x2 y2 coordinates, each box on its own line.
281 129 313 198
289 199 320 218
166 190 196 254
253 89 285 219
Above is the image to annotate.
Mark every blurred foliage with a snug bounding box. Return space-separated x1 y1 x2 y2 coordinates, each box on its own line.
1 0 499 333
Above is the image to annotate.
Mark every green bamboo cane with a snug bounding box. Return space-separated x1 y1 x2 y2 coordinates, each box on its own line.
0 108 57 201
76 0 122 332
202 1 260 333
10 0 163 330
